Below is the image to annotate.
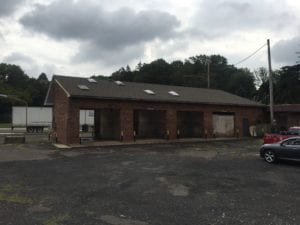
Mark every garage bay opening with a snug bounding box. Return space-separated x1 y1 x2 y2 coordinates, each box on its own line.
134 110 166 139
212 112 235 137
177 111 203 138
94 109 120 141
79 109 95 141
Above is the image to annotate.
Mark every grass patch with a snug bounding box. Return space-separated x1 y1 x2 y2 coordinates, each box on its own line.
0 184 33 204
43 214 70 225
0 184 20 192
0 123 11 128
0 192 33 204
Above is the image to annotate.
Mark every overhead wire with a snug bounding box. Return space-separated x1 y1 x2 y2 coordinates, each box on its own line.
234 43 267 66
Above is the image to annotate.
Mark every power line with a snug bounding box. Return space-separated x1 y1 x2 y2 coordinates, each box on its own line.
234 43 267 66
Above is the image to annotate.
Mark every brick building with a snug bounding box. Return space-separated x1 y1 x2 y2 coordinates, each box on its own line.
44 75 267 145
274 104 300 129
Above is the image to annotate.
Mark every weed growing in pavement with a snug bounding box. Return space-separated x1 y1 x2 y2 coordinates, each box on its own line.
0 184 33 204
43 214 71 225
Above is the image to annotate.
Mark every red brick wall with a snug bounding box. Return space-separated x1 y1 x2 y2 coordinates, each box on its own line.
287 113 300 127
120 103 134 141
67 100 80 144
52 83 267 144
52 82 71 144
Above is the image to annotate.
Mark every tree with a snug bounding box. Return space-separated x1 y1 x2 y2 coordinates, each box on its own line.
275 64 300 104
0 63 29 88
0 64 51 122
255 64 300 104
37 73 49 84
134 59 173 84
254 67 268 88
227 69 256 98
111 67 134 82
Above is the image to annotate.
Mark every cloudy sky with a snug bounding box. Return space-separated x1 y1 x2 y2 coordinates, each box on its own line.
0 0 299 78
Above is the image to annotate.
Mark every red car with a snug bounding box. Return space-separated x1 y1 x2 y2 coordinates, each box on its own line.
263 127 300 144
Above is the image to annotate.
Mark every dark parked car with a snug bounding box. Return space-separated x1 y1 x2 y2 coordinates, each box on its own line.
260 137 300 163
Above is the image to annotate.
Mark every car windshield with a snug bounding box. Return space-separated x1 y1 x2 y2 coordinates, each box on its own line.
287 129 300 135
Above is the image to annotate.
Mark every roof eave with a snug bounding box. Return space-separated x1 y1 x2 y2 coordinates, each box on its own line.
43 78 54 106
69 95 266 108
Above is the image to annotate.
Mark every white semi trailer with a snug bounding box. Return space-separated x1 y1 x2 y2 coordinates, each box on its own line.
12 106 94 132
12 106 52 132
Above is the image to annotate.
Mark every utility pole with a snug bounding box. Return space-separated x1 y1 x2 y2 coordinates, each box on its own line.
267 39 274 125
207 58 211 88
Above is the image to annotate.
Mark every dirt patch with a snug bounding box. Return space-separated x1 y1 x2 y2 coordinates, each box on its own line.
156 176 189 197
168 184 189 197
27 204 51 213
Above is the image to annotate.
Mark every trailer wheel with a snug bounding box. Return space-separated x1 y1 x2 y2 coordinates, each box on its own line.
27 127 34 133
38 127 44 133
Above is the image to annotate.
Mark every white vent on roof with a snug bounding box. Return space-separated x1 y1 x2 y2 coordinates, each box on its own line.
168 90 179 96
144 89 155 95
115 80 125 86
88 78 97 83
78 85 89 90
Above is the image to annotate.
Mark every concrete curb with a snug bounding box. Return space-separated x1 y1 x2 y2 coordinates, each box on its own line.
53 137 260 150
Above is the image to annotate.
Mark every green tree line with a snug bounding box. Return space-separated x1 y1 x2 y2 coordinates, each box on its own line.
109 55 257 99
106 55 300 104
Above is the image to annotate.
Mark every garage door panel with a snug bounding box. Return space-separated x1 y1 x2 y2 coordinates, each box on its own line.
213 114 234 137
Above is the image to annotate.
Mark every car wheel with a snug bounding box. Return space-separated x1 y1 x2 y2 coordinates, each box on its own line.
264 150 276 163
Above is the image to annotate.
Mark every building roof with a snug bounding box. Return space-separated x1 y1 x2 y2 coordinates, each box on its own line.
274 104 300 112
44 75 265 107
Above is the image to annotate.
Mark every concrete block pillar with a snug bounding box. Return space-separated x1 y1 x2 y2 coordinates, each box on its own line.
203 111 213 138
166 109 177 139
234 112 243 138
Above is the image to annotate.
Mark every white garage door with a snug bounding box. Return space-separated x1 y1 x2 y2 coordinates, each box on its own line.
213 114 234 137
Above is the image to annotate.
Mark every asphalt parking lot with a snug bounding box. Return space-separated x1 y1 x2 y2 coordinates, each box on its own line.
0 139 300 225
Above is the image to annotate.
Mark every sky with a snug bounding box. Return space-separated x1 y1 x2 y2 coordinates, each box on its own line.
0 0 299 78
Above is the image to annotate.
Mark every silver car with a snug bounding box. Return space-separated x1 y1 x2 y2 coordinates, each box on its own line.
260 137 300 163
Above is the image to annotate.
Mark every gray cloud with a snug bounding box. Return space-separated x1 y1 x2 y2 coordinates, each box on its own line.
190 0 296 38
272 36 300 65
73 42 144 66
0 0 24 17
3 52 56 77
0 32 4 42
4 52 34 63
20 0 180 63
